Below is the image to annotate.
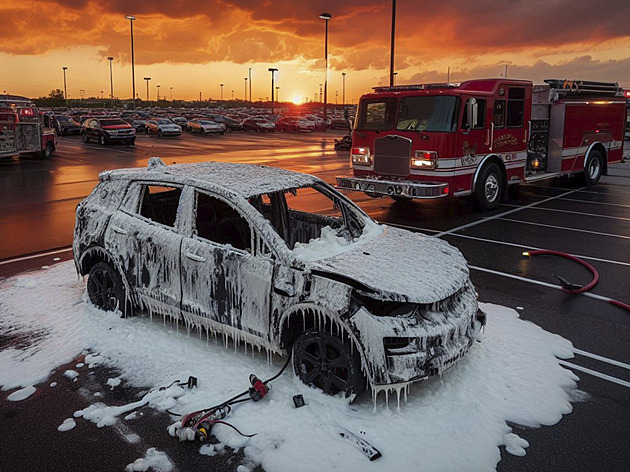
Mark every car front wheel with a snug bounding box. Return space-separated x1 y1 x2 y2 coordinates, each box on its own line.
87 262 127 315
293 329 365 397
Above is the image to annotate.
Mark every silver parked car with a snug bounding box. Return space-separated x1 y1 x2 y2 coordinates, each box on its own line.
73 159 485 397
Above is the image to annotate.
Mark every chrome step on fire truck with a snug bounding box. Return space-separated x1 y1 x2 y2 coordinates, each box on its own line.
0 94 57 159
336 79 627 210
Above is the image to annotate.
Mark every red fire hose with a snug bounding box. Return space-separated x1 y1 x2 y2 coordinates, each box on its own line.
523 249 630 312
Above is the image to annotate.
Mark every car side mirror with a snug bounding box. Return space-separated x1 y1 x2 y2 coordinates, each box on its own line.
465 98 478 135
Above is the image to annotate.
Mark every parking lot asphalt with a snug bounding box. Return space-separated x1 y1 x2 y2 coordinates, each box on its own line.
1 132 629 471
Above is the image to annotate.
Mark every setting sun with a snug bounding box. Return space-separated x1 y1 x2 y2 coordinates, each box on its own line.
291 94 305 105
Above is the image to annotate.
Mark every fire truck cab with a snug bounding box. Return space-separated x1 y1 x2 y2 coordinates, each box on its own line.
337 79 627 210
0 94 57 159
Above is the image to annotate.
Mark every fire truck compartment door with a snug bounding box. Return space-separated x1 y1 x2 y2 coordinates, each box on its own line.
0 114 17 153
17 123 41 151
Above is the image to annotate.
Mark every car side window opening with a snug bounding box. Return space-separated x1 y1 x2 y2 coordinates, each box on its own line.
493 100 506 128
195 192 251 252
248 184 365 250
139 185 182 227
506 88 525 128
462 98 487 129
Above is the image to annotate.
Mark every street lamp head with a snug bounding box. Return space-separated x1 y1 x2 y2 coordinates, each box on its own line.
319 12 332 20
268 68 278 72
62 66 68 70
107 56 114 61
144 77 151 80
125 15 135 20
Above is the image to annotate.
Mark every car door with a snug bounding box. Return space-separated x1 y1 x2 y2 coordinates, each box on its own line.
105 181 185 315
180 188 273 340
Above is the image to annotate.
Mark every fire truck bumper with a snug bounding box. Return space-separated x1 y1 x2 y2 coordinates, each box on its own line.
336 176 449 199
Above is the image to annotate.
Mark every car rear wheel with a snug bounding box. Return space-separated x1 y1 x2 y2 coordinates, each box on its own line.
293 329 365 397
87 262 127 315
158 130 163 138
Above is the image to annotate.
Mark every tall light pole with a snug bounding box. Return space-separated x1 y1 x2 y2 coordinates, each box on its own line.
220 83 224 101
62 67 68 103
268 68 278 113
319 13 332 123
248 68 252 103
107 57 114 101
170 86 173 101
157 84 160 101
319 83 322 102
125 15 136 109
144 77 151 102
231 89 234 100
276 86 279 103
393 72 398 86
244 78 248 101
342 72 346 107
389 0 396 87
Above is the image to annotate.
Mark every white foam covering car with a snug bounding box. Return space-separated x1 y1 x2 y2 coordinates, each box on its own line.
73 158 485 400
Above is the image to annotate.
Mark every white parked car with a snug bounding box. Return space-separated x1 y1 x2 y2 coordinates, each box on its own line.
188 118 226 135
73 159 485 398
146 119 182 137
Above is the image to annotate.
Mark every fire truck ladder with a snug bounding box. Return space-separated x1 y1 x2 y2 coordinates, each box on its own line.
544 79 623 97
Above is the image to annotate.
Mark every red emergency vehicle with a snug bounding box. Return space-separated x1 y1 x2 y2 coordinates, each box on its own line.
0 94 57 159
337 79 627 209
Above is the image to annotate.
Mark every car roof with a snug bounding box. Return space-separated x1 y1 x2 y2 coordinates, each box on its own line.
101 159 321 199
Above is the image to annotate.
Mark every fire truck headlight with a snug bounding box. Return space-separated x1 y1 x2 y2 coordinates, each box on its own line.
411 151 438 169
351 147 372 166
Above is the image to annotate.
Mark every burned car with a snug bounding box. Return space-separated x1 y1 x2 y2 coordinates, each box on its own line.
73 158 485 398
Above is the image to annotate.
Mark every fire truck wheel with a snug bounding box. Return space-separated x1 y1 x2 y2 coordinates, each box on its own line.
41 142 54 159
476 163 503 210
584 150 603 186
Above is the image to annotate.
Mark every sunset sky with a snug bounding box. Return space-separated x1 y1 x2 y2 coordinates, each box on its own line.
1 0 629 104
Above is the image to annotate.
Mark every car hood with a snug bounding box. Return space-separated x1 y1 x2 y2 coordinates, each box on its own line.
307 226 470 303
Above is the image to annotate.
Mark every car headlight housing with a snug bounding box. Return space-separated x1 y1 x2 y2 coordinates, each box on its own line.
411 151 438 169
351 147 372 166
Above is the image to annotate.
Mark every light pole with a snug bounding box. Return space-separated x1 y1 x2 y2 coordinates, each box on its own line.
319 83 322 102
244 78 248 101
101 90 104 99
157 84 160 101
125 15 136 109
144 77 151 102
335 90 338 105
276 86 279 103
319 13 332 123
393 72 398 86
220 83 224 101
342 72 346 107
248 68 252 103
231 89 234 100
268 68 278 113
107 57 114 101
199 91 202 103
389 0 396 87
170 86 173 101
62 67 68 103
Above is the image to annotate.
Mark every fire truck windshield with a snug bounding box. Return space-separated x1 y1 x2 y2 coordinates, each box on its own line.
395 96 459 132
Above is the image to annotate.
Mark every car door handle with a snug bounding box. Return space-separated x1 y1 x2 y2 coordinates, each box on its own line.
111 226 127 235
185 251 206 262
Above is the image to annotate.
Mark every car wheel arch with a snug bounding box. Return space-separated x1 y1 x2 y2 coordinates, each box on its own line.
78 246 134 302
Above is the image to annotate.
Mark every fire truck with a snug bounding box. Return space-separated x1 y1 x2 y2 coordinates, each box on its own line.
337 79 627 210
0 94 57 159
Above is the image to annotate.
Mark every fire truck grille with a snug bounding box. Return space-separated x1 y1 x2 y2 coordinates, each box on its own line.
374 135 412 176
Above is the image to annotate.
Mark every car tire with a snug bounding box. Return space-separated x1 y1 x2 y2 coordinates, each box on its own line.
129 139 135 146
584 150 604 186
99 135 107 146
81 132 89 143
475 162 503 211
158 130 163 138
293 329 365 397
86 262 127 316
40 142 54 159
147 129 151 136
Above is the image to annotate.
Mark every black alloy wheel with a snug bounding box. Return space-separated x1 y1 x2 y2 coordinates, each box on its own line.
87 262 127 316
293 329 365 397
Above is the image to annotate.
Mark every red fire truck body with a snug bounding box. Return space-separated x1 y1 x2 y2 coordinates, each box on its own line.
0 94 57 159
337 79 626 209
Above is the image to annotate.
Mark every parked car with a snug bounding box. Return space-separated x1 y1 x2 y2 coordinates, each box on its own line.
146 119 182 137
73 158 486 398
187 118 226 135
242 117 275 132
130 119 148 132
207 114 244 131
80 118 136 145
170 116 188 129
275 116 316 133
52 115 81 135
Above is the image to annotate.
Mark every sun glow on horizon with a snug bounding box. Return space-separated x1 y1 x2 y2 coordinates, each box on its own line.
291 93 304 105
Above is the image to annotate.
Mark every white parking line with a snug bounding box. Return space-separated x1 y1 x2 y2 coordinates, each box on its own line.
501 204 630 222
0 247 73 265
433 188 581 238
500 218 630 240
574 348 630 371
558 360 630 388
559 198 630 209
